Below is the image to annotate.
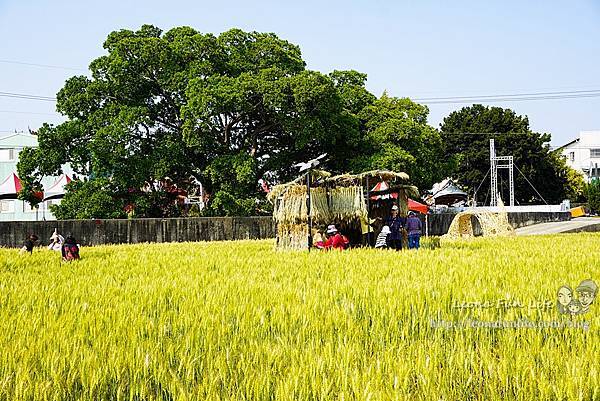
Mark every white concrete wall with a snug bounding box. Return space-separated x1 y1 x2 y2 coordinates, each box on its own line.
445 205 566 213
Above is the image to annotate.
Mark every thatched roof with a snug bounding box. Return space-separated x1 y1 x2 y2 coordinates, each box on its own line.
356 170 410 181
324 170 410 184
370 184 420 199
268 169 413 202
267 169 331 202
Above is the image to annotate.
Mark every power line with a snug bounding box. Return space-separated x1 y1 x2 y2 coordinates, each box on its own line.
405 83 600 97
0 110 58 116
413 89 600 104
553 147 600 150
0 91 56 102
0 59 85 72
2 87 600 106
415 89 600 101
514 164 548 205
421 94 600 104
473 168 491 197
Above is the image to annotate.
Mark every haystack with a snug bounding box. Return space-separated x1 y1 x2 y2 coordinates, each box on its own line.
444 199 514 238
268 169 419 250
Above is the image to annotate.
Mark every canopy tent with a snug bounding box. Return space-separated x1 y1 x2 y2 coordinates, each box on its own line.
43 174 72 201
408 198 429 214
0 173 23 199
431 179 468 206
369 181 397 200
370 181 428 213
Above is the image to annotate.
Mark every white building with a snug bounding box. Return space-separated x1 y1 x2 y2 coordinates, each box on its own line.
0 132 72 221
557 131 600 182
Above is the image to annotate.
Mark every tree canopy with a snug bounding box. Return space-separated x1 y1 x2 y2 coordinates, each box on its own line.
352 93 447 190
18 25 365 217
17 26 578 218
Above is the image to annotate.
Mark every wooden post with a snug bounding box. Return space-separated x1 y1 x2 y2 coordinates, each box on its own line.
366 175 370 243
306 170 312 251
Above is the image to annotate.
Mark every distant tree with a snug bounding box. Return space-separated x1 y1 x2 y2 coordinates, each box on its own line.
349 93 448 190
586 180 600 213
555 157 586 203
440 104 569 204
18 25 361 217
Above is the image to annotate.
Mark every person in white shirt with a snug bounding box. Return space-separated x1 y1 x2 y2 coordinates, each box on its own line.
47 229 64 252
375 226 391 249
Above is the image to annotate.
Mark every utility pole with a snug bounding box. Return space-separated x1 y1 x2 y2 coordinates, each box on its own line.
489 139 514 207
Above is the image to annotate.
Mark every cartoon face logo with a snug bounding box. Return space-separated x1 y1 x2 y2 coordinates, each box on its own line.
557 286 572 307
576 279 598 313
567 299 582 316
558 279 597 316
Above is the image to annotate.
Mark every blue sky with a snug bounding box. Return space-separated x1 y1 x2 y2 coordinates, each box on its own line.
0 0 598 146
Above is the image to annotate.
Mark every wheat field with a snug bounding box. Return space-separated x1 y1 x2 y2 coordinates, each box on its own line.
0 234 598 400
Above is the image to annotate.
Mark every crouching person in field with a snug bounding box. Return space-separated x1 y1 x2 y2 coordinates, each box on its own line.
61 234 80 262
323 225 349 250
313 230 326 249
20 234 39 254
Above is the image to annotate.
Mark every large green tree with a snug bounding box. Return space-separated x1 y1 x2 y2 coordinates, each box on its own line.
18 25 362 217
350 93 447 190
440 104 569 204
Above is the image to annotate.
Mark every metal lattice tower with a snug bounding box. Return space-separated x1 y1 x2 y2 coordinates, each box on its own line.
490 139 497 206
489 139 514 207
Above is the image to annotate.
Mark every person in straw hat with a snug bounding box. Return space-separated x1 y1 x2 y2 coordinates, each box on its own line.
323 224 349 250
47 229 65 252
312 229 326 249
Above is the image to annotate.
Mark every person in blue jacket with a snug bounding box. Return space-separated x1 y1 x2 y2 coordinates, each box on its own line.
406 211 423 249
385 205 404 250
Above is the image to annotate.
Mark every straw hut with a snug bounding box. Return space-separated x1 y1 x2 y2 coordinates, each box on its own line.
268 169 419 250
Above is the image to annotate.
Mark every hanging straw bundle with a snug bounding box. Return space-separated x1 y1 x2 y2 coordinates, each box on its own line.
329 186 367 222
310 187 331 224
273 186 307 224
272 186 333 225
